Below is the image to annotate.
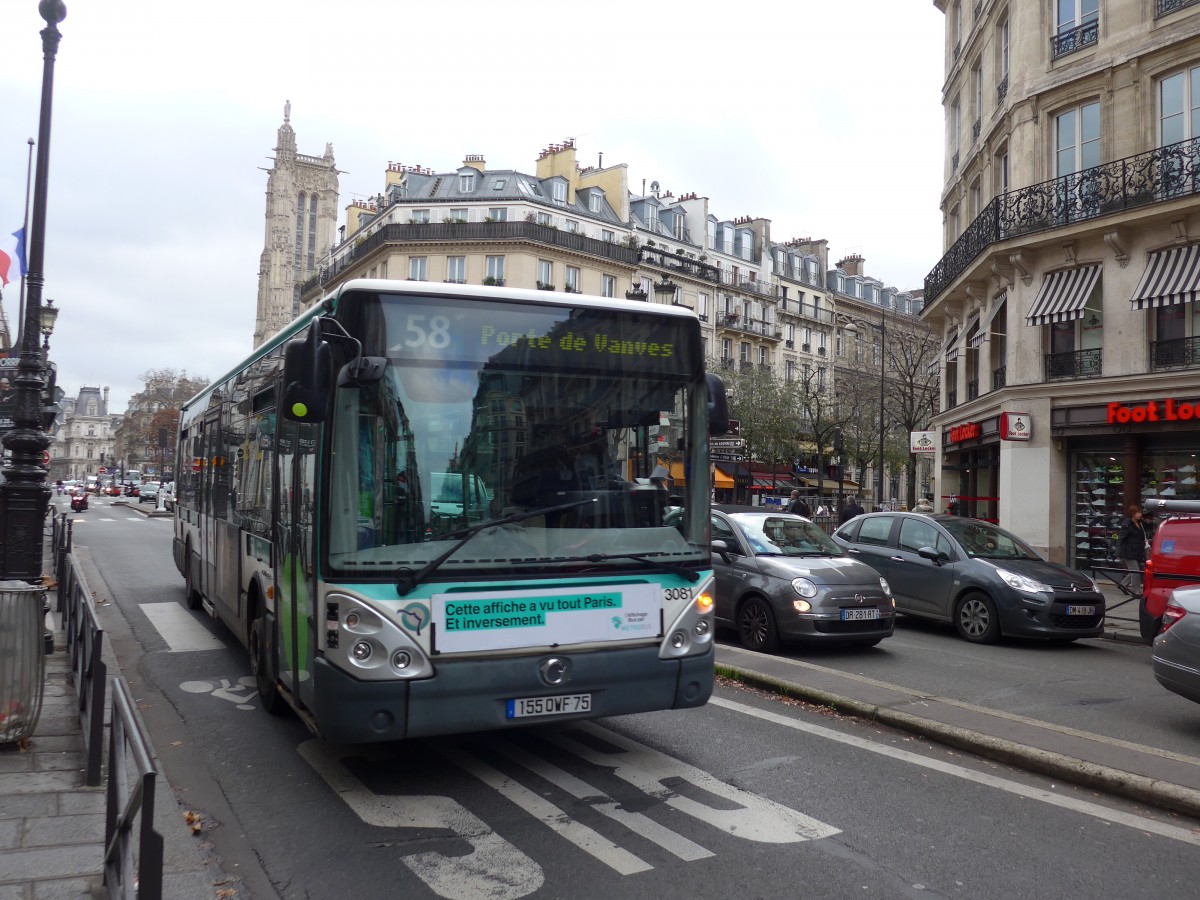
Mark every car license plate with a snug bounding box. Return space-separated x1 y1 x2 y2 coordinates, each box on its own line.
506 693 592 720
841 608 881 621
1066 605 1097 616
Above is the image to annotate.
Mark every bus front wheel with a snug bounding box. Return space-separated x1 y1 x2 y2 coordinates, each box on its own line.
250 606 284 715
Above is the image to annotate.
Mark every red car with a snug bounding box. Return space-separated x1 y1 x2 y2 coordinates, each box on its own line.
1142 499 1200 641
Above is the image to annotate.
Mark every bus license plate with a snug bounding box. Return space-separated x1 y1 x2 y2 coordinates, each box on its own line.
841 608 880 621
507 693 592 720
1066 605 1097 616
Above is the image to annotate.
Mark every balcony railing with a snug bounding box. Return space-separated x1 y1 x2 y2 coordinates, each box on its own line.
1158 0 1200 16
992 365 1007 390
967 379 980 401
1051 19 1099 59
302 220 639 297
925 135 1200 303
972 118 981 143
639 246 722 285
947 389 958 410
1045 348 1102 380
1151 336 1200 369
997 75 1009 105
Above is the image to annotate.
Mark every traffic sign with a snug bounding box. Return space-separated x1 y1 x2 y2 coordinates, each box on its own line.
42 450 50 465
98 466 107 474
710 453 745 462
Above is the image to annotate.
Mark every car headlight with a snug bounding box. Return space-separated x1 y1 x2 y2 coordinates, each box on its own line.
996 567 1051 593
879 576 891 595
791 577 818 598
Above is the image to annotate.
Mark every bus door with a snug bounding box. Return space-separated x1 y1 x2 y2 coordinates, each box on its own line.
200 410 220 603
275 417 319 710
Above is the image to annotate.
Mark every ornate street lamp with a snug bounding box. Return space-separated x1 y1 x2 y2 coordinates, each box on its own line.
39 297 57 349
625 280 648 302
652 274 677 304
0 1 67 580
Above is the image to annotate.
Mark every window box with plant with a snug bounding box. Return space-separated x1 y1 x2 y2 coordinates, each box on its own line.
537 281 555 291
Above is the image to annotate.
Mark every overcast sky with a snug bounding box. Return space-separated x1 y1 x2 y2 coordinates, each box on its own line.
0 0 946 413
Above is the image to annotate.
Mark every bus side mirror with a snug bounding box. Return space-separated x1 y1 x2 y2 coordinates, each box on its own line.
282 324 332 423
338 356 388 387
706 373 729 436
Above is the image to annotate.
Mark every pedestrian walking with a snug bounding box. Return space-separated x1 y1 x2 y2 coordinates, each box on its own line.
1116 504 1149 594
913 496 935 514
839 496 865 525
785 489 811 517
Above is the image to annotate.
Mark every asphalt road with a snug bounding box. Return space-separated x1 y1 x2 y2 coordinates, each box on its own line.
61 496 1200 900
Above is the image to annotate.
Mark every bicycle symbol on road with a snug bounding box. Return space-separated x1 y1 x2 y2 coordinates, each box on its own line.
180 675 258 710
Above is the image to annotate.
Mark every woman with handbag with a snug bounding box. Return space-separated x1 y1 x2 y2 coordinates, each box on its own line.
1116 504 1148 594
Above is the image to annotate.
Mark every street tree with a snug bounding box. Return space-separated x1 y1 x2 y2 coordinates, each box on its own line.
115 368 208 475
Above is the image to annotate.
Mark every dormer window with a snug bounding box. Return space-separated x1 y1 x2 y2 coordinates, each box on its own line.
552 181 567 203
645 204 658 230
459 173 475 192
589 191 602 213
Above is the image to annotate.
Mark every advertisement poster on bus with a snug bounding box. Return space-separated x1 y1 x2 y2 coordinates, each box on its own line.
431 583 662 653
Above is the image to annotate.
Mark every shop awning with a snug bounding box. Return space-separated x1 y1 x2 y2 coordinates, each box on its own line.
969 291 1006 347
949 313 979 361
1025 265 1101 326
1131 243 1200 310
713 468 734 489
941 328 960 362
799 477 860 491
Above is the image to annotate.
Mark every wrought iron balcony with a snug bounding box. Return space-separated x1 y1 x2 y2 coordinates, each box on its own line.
925 135 1200 303
997 75 1008 105
639 246 722 285
952 151 960 173
992 365 1007 391
947 389 957 410
1156 0 1199 18
1151 336 1200 369
1045 348 1102 380
1052 19 1099 59
967 379 980 401
972 118 981 143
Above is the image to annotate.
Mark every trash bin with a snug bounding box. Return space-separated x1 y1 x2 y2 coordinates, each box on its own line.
0 581 47 745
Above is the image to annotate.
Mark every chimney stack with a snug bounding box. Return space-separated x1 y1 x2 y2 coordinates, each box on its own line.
837 254 865 276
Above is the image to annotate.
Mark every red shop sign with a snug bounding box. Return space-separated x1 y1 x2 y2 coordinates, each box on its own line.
949 421 981 443
1107 399 1200 423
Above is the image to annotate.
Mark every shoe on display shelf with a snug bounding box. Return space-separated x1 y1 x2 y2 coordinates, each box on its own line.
1162 487 1177 496
1179 464 1196 474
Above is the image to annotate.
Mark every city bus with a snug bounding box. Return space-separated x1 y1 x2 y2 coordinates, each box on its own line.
172 279 729 743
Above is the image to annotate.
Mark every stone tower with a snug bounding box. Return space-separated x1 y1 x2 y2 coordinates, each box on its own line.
253 102 339 348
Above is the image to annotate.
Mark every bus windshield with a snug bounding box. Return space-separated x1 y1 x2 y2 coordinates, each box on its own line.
326 291 709 577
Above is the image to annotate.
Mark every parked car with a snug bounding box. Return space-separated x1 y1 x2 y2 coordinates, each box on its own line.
138 481 161 504
1151 586 1200 705
709 505 895 652
832 512 1105 644
1142 498 1200 642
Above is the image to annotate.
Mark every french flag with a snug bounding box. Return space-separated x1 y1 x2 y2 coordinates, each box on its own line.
0 227 27 287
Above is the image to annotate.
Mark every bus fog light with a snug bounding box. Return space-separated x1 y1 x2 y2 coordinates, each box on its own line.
345 611 361 628
694 619 710 636
392 649 412 670
352 640 372 661
670 631 687 649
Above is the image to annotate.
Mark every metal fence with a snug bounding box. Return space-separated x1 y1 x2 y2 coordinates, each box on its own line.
58 540 107 786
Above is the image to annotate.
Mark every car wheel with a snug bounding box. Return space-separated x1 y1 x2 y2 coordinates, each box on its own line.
737 596 780 653
250 606 284 715
955 591 1000 644
1138 599 1162 645
183 541 202 611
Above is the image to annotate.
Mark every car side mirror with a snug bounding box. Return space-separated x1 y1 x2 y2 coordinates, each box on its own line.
917 546 948 565
711 538 733 561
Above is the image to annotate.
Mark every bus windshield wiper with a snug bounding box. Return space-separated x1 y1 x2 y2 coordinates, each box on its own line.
551 552 700 583
395 498 597 596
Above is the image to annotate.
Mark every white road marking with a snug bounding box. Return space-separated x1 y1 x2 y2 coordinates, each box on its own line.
710 695 1200 847
299 740 544 900
99 518 116 522
440 744 651 875
486 737 713 861
138 603 224 651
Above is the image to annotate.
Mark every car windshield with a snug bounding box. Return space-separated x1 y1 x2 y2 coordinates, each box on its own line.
731 514 842 557
940 518 1040 560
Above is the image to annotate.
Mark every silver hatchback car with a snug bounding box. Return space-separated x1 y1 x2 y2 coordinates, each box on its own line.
710 505 895 652
1152 587 1200 705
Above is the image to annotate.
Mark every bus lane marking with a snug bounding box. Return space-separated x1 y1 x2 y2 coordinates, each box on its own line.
139 603 224 651
298 740 544 900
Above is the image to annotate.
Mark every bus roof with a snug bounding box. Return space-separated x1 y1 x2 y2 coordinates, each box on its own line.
183 279 701 411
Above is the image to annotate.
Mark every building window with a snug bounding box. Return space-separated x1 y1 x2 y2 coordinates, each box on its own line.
1055 101 1101 176
552 181 567 203
601 229 614 242
759 346 768 365
740 342 751 362
447 256 466 283
487 207 508 222
999 15 1009 79
537 259 553 287
1050 279 1103 354
970 179 982 218
722 338 732 360
493 178 506 190
459 173 475 192
817 366 826 390
411 209 431 224
601 274 615 297
536 211 552 226
785 360 795 382
972 62 983 127
949 98 961 157
408 257 427 281
589 192 602 213
995 147 1010 193
565 266 580 292
817 331 826 351
486 255 505 283
707 219 717 250
698 292 709 319
1160 66 1200 146
449 208 468 222
1057 0 1098 36
565 220 579 233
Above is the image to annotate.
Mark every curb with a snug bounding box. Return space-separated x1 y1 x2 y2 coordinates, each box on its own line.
716 662 1200 820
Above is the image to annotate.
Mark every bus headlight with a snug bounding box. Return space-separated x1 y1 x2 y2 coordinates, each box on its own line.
660 579 716 660
352 641 373 661
325 593 434 680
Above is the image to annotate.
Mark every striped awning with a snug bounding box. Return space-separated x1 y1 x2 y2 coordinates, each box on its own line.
1025 265 1101 326
969 292 1006 348
1131 244 1200 310
942 328 960 362
952 313 980 358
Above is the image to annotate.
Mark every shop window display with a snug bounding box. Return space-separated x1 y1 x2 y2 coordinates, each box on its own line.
1073 454 1124 565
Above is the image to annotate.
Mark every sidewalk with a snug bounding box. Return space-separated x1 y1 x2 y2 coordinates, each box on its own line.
0 522 226 899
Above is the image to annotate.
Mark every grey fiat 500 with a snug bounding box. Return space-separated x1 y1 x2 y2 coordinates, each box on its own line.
710 505 895 653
